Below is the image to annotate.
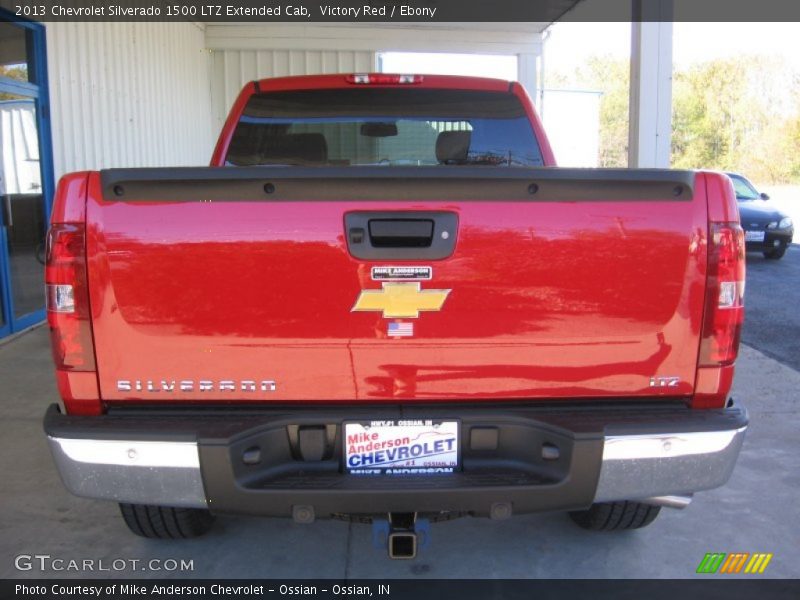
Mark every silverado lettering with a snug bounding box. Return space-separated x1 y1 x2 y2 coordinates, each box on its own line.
116 379 277 392
43 73 748 559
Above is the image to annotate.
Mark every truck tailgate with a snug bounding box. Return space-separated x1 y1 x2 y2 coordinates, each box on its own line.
86 167 708 404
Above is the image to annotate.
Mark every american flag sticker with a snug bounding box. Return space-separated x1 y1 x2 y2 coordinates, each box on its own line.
388 321 414 337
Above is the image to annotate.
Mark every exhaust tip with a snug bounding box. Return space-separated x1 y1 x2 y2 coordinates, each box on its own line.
642 494 693 509
388 532 418 559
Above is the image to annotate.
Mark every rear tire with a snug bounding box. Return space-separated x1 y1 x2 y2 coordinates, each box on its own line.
119 503 215 539
569 501 661 531
763 245 786 260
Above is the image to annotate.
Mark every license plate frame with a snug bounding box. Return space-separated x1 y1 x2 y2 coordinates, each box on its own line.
745 230 766 243
343 420 460 475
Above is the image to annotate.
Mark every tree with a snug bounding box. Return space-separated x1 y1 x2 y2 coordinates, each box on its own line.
671 56 800 183
0 65 29 101
548 54 800 183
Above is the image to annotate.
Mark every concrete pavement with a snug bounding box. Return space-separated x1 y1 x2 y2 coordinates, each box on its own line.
742 245 800 371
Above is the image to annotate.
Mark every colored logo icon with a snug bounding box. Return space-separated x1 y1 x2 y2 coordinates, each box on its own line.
696 553 773 574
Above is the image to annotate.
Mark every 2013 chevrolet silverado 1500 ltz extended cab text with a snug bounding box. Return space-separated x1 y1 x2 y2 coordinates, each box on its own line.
44 74 747 559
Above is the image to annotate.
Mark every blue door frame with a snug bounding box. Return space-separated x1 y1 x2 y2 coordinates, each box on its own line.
0 10 55 338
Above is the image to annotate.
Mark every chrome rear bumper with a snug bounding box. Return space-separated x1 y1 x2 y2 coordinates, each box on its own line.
594 427 747 503
47 436 207 508
45 402 747 515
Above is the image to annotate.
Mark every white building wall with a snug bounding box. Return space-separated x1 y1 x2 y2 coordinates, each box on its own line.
41 22 547 178
210 49 375 133
542 90 601 167
45 21 214 179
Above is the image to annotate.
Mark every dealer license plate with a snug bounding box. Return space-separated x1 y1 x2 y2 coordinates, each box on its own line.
344 420 459 475
745 230 765 242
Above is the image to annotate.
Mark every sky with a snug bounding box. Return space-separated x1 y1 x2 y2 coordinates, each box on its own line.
380 53 518 80
381 22 800 80
546 22 800 71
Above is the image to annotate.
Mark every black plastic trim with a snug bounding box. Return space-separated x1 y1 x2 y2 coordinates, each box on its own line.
99 166 696 203
44 400 749 440
346 211 458 260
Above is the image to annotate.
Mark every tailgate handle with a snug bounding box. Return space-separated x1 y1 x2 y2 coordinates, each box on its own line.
368 219 434 248
345 211 458 260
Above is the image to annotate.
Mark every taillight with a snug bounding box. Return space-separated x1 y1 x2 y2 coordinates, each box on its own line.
46 223 96 371
698 222 745 366
346 73 423 85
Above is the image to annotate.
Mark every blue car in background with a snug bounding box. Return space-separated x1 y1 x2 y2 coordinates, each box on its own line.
727 173 794 260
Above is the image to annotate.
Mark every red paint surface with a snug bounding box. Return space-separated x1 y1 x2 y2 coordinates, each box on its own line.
83 170 709 404
50 75 742 411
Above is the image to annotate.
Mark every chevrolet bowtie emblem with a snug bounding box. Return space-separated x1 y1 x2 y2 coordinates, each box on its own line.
352 282 451 318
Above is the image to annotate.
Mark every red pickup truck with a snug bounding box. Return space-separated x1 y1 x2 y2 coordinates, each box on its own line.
44 74 747 559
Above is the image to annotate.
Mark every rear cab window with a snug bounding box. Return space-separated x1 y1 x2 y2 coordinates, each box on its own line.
225 88 543 168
